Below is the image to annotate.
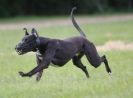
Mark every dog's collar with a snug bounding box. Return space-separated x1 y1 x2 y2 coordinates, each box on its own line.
36 37 41 47
36 37 41 52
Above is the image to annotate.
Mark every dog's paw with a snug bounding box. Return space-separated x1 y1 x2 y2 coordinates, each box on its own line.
107 69 112 73
36 73 42 82
36 76 41 82
19 71 25 77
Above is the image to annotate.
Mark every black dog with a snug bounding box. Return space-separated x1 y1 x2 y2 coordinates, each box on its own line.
15 7 111 81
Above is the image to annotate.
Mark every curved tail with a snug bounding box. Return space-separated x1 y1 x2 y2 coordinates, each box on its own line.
71 7 86 37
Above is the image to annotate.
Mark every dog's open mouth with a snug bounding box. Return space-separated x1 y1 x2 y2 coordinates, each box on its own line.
16 49 24 55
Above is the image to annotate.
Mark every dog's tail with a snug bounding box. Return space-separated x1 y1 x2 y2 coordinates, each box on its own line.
71 7 86 37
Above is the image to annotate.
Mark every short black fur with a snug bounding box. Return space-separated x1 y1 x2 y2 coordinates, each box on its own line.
15 7 111 81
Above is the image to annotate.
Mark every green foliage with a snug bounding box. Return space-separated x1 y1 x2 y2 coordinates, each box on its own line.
0 0 133 17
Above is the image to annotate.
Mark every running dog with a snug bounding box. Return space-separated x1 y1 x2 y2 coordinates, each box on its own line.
15 7 111 81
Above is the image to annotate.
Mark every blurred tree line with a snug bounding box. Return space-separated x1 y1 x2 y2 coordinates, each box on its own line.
0 0 132 17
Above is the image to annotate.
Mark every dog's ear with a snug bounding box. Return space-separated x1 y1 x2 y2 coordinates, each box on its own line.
31 28 39 37
23 28 29 35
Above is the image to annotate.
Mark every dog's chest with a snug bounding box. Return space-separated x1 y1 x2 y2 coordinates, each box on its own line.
36 50 43 60
36 50 60 67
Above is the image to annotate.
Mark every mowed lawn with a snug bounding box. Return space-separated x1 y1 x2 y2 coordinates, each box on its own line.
0 16 133 98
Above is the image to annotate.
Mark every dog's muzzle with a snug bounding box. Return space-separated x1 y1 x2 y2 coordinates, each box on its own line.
15 45 24 55
15 43 28 55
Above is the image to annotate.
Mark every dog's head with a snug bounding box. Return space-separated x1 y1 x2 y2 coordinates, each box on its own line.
15 28 40 55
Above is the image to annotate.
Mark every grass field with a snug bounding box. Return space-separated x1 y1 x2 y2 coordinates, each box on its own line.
0 15 133 98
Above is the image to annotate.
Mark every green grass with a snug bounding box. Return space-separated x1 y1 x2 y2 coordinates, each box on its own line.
0 16 133 98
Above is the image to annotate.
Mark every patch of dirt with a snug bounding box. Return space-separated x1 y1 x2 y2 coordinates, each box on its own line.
97 41 133 51
0 14 133 30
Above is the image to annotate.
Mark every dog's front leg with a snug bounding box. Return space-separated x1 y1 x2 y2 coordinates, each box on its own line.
36 70 43 81
19 42 58 78
19 60 49 77
36 55 43 81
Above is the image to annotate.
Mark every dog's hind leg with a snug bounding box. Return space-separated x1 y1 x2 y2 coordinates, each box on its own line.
83 41 111 74
72 53 89 78
101 55 111 74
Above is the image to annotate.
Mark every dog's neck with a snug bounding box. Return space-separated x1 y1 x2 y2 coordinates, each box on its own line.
35 37 50 54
